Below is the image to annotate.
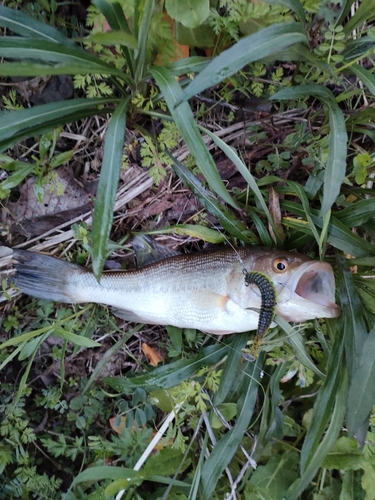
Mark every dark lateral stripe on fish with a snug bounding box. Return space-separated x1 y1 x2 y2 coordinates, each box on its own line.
244 271 276 340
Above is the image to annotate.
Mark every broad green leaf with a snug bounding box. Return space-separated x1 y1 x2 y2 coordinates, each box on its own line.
104 344 229 392
165 0 209 29
199 125 281 246
84 31 138 49
300 335 344 473
347 324 375 438
0 37 126 78
270 85 348 217
151 66 238 210
264 0 306 24
143 448 187 477
201 355 264 499
175 22 215 47
288 367 347 500
0 5 76 47
0 97 118 152
349 64 375 97
210 403 237 429
250 452 299 498
179 22 307 102
92 97 130 279
322 437 363 470
168 153 254 243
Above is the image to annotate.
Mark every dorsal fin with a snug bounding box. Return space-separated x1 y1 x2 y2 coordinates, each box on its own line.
132 235 180 268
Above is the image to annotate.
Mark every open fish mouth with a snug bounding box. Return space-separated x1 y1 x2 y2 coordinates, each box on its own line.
276 261 341 321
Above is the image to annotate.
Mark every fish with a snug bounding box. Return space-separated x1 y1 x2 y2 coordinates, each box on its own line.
12 238 341 335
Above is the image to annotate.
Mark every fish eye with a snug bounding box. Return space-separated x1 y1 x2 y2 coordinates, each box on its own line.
273 258 289 273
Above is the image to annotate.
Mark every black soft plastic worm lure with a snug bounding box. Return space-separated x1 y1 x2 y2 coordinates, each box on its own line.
243 271 276 342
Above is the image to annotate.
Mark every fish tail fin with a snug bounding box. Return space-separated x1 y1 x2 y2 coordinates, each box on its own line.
13 250 85 303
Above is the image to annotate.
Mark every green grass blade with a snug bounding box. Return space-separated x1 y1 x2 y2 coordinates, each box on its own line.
276 316 325 379
93 0 131 33
0 5 76 46
134 0 154 82
300 334 344 473
288 367 347 500
213 332 249 406
166 56 209 76
0 97 118 152
0 37 126 77
93 0 134 77
104 344 229 392
179 22 307 102
0 62 131 82
336 252 368 382
91 97 130 280
151 66 238 210
335 197 375 227
343 0 375 34
200 354 264 499
53 327 101 348
347 323 375 439
168 153 254 243
199 125 281 245
270 85 348 217
281 200 375 257
84 31 138 49
349 64 375 96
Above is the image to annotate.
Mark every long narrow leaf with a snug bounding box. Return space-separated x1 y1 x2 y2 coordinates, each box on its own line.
336 252 368 381
349 64 375 97
276 316 325 379
0 38 126 78
179 22 307 103
200 354 264 499
271 85 348 217
93 0 134 77
104 344 229 392
213 332 249 406
134 0 154 82
0 97 119 152
281 200 375 257
168 153 253 243
288 368 347 499
0 5 77 47
300 334 344 473
91 98 130 279
264 0 306 24
199 125 282 245
151 66 238 210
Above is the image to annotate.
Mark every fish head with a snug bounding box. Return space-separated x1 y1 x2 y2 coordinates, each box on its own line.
228 248 341 322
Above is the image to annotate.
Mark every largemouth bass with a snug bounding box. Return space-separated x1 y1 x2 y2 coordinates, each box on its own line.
13 242 341 335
